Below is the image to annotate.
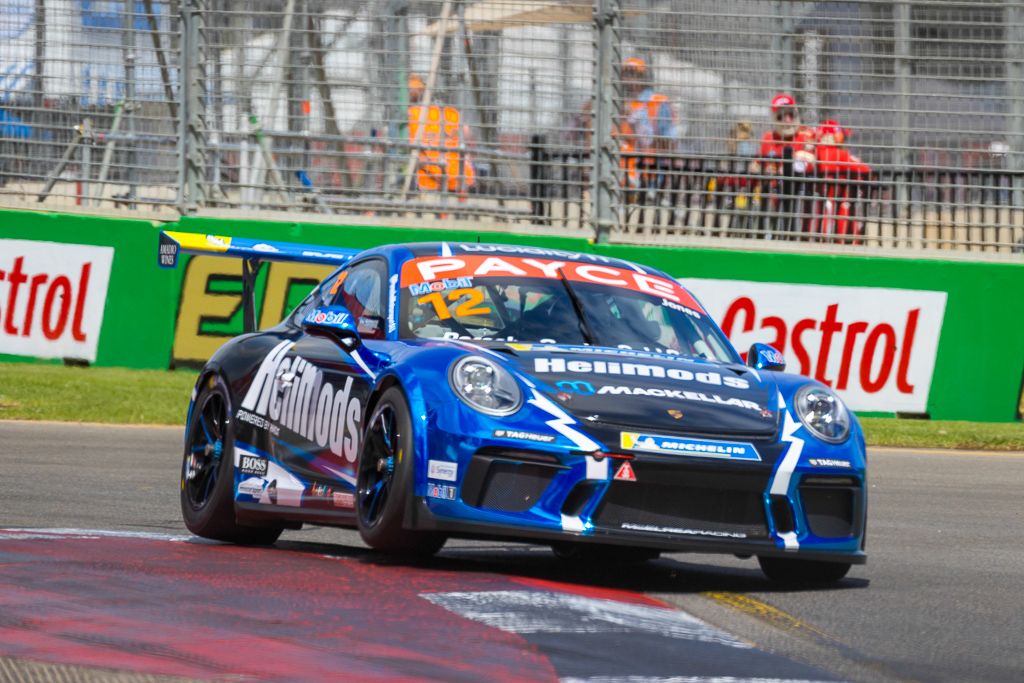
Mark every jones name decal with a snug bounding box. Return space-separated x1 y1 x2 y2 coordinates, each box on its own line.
241 340 363 461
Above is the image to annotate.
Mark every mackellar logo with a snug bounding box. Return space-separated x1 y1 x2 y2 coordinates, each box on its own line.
241 340 363 462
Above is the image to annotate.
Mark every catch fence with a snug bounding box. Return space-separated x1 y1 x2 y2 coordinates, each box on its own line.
1 0 1022 255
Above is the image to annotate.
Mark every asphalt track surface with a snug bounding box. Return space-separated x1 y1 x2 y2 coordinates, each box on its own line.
1 421 1022 682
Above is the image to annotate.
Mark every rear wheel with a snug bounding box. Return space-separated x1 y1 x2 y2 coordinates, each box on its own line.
757 556 851 584
356 387 445 557
181 374 282 545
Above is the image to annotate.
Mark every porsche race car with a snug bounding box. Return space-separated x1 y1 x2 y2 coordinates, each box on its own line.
160 232 866 582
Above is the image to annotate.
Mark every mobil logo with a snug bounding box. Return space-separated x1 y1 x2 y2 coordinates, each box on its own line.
0 240 114 362
679 278 947 413
556 379 596 395
308 310 350 326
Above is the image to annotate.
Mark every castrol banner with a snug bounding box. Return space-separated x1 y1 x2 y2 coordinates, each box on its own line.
0 240 114 362
679 279 947 413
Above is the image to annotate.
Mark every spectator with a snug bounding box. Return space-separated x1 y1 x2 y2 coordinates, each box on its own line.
721 121 760 231
727 120 757 159
813 119 871 240
619 57 681 188
407 74 475 196
814 119 870 176
754 92 816 176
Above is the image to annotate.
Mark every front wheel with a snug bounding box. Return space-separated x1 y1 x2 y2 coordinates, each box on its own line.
180 374 282 546
356 387 445 557
757 556 851 584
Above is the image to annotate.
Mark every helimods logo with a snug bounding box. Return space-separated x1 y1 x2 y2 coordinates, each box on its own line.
534 357 750 390
241 341 363 462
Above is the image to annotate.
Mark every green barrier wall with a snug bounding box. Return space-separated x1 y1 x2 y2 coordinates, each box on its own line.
0 210 178 369
2 209 1022 421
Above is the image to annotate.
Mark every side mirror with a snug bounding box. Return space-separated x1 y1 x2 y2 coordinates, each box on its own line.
747 343 786 372
301 306 362 351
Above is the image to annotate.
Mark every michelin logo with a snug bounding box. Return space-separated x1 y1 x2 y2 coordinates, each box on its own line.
621 432 761 461
534 358 749 390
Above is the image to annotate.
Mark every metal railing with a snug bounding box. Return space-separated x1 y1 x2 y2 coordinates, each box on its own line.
0 0 1022 257
527 147 1024 251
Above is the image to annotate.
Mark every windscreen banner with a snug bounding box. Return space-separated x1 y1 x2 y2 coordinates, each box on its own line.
0 239 114 362
680 279 947 414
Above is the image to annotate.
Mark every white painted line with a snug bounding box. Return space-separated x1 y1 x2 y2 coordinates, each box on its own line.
0 528 193 542
560 677 839 683
421 590 751 649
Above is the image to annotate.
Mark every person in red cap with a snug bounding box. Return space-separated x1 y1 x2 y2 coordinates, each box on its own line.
754 92 816 176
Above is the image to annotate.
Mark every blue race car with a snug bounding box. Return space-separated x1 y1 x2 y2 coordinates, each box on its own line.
160 232 866 583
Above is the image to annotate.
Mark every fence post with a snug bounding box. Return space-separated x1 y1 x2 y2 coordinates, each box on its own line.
177 0 208 214
1007 3 1024 211
894 1 912 248
591 0 621 245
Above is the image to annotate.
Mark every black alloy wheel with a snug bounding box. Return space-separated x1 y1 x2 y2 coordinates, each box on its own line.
356 387 445 557
180 374 282 545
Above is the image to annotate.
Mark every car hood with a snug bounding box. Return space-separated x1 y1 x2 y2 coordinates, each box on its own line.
494 344 780 439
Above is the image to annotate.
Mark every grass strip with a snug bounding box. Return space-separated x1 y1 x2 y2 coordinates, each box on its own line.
0 362 197 425
859 417 1024 451
0 362 1021 451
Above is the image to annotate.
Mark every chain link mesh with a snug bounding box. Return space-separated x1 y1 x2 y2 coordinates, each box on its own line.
0 0 180 213
1 0 1022 254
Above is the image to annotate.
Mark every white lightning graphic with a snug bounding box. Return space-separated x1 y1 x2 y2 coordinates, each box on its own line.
770 393 804 550
526 388 603 454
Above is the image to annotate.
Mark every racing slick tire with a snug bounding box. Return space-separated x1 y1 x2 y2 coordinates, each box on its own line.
757 556 851 584
180 374 283 546
551 542 660 564
356 387 446 557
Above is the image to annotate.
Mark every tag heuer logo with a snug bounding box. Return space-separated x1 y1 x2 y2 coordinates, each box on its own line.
667 409 683 419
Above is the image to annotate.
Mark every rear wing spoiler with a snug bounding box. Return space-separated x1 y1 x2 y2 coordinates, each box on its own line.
158 230 361 333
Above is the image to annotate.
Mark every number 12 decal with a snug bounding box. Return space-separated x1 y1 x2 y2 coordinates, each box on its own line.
417 288 491 319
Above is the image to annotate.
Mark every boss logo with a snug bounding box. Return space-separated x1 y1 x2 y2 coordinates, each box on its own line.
239 455 268 477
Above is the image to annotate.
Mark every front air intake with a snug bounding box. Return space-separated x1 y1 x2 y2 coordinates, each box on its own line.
461 449 566 513
799 476 860 538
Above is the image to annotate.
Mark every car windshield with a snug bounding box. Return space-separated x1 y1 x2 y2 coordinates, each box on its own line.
399 257 739 363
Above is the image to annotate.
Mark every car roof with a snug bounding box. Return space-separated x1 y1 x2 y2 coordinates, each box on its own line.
374 241 663 277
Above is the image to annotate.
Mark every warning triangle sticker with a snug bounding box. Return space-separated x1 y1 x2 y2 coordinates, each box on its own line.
614 461 637 482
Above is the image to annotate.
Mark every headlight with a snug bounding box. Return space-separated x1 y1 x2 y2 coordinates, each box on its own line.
794 385 850 443
449 356 523 416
